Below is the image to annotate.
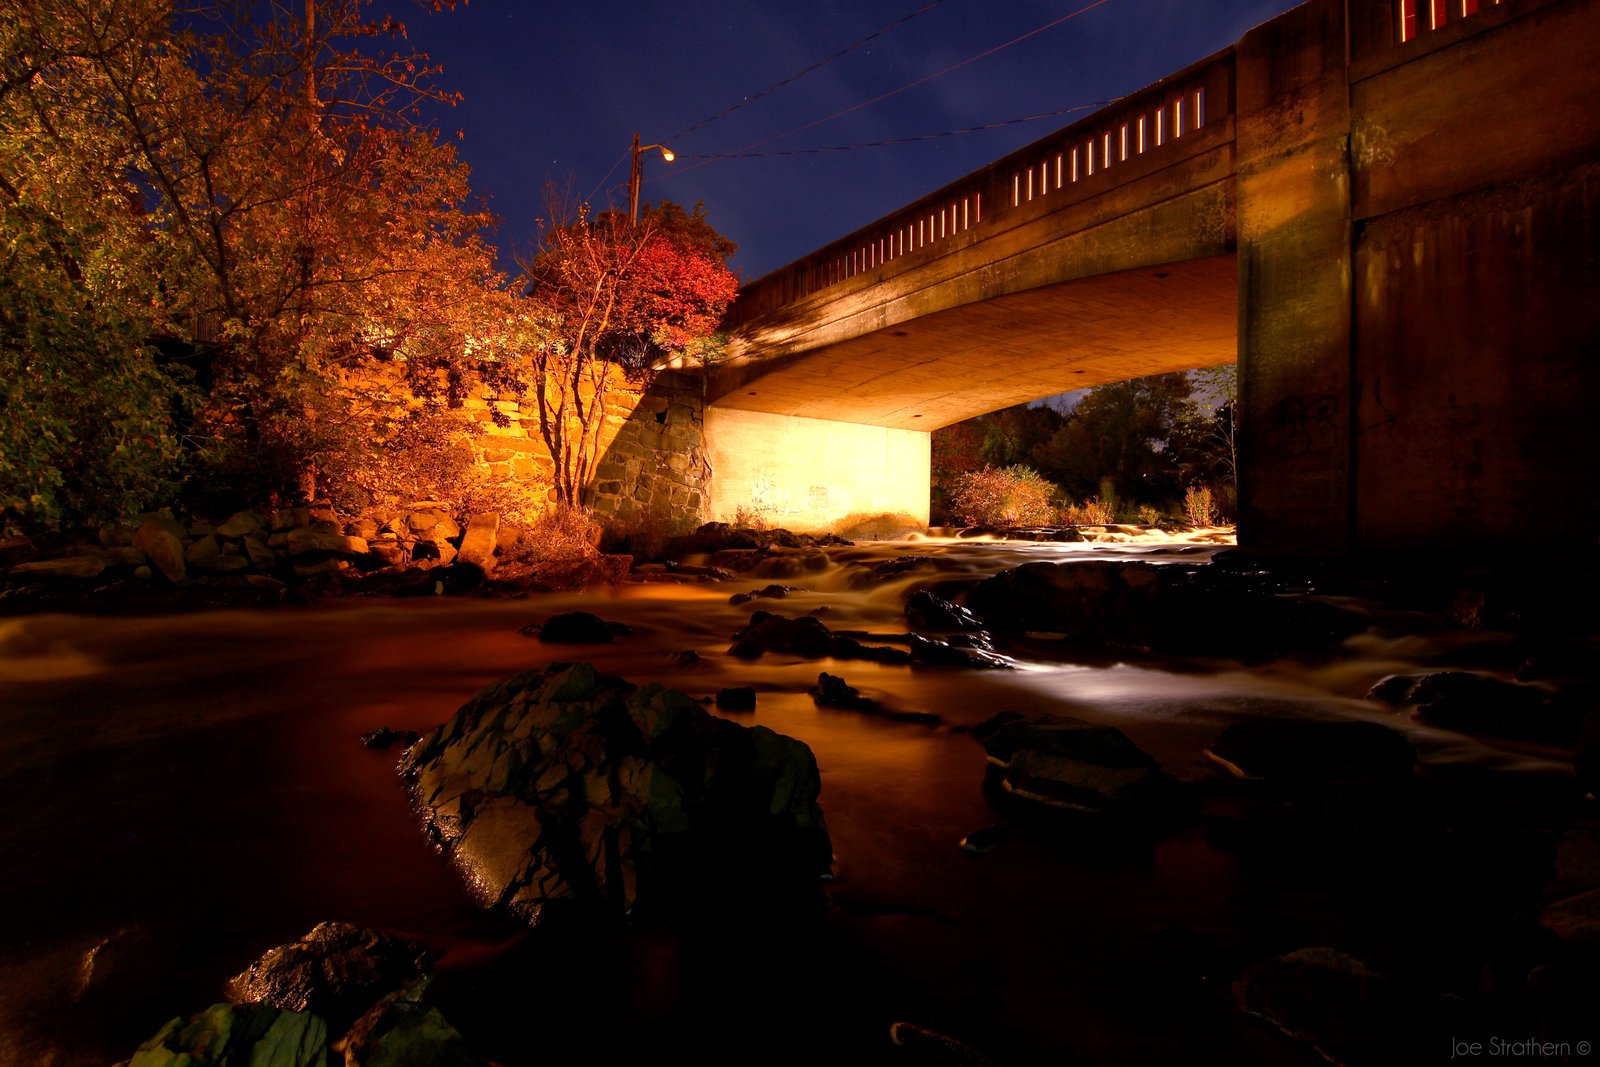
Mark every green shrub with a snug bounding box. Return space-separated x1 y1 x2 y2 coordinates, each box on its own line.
948 465 1057 527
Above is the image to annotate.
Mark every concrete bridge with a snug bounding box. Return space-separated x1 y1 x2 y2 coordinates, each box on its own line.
699 0 1600 556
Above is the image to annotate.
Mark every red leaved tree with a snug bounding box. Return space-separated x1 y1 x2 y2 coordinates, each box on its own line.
515 195 738 506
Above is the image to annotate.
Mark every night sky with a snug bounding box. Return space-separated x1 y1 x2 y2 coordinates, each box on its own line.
379 0 1306 281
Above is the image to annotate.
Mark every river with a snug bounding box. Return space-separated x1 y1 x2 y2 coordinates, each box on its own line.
0 533 1579 1065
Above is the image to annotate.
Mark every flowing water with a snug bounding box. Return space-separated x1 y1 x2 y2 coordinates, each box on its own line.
0 534 1581 1065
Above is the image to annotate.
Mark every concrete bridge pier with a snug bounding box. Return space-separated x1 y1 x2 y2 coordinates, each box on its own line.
704 408 930 530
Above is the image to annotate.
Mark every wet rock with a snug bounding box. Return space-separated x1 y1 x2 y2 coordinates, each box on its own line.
7 555 108 579
904 590 984 633
809 672 880 712
121 1002 329 1067
0 534 38 568
715 687 757 711
888 1021 1002 1066
958 824 1010 855
729 612 833 659
344 516 381 540
1205 720 1416 783
186 535 250 574
457 513 499 572
973 713 1188 818
1235 947 1411 1067
287 527 370 558
362 727 421 751
728 610 911 664
665 521 761 554
369 541 409 568
133 518 186 582
406 509 460 542
216 510 266 538
434 560 486 594
965 560 1361 658
1539 888 1600 948
521 611 630 643
343 983 482 1067
410 538 457 566
225 921 430 1035
243 536 278 571
271 507 312 532
729 583 802 606
294 558 347 578
669 650 703 667
907 634 1009 669
400 663 832 921
1579 708 1600 799
1367 671 1574 744
845 554 939 590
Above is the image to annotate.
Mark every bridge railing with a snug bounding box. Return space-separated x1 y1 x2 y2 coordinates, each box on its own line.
726 50 1235 329
1395 0 1505 42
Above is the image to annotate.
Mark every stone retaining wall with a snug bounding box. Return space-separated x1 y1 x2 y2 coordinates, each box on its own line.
454 369 708 533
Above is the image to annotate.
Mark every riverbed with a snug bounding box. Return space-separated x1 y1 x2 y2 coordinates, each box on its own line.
0 534 1581 1065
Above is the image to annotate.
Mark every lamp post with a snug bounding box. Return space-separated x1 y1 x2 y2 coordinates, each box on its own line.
627 132 675 225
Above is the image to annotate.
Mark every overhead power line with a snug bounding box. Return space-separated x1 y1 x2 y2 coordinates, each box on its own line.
666 0 955 144
676 99 1121 161
659 0 1118 181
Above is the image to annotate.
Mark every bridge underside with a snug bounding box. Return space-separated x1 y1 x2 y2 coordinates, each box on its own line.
708 255 1236 431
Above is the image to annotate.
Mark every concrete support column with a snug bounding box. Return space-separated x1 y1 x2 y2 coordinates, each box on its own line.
1234 0 1355 555
704 408 930 531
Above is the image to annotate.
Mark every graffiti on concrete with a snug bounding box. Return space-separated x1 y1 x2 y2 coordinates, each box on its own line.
750 471 851 516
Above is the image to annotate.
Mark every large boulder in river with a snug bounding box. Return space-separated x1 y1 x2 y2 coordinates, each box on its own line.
973 712 1190 819
225 922 429 1036
400 663 832 922
1366 670 1575 744
964 560 1361 658
728 610 912 664
1206 720 1416 784
1235 947 1415 1066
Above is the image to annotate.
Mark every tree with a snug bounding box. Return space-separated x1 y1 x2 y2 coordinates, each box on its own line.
1 0 191 532
2 0 510 520
1033 372 1202 507
515 195 739 507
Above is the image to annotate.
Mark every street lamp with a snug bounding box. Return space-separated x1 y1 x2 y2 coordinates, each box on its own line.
628 132 675 225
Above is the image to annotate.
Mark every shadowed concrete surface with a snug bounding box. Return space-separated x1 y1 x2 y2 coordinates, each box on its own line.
698 0 1600 557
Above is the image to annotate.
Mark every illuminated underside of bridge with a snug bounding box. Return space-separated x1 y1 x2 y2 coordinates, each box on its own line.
709 256 1236 431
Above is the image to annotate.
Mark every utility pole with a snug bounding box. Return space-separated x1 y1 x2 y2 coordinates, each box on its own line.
628 133 675 225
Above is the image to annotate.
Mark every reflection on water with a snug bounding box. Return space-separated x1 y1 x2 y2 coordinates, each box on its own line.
0 535 1579 1065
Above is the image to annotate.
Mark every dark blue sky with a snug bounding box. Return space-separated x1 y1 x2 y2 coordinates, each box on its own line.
381 0 1305 280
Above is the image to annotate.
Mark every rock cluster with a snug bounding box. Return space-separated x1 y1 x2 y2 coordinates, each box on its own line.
1367 670 1578 745
963 559 1362 658
400 663 833 923
122 922 478 1067
4 504 501 592
973 712 1192 819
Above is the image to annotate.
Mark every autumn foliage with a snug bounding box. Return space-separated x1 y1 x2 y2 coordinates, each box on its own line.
1 0 513 531
515 197 739 506
947 466 1058 528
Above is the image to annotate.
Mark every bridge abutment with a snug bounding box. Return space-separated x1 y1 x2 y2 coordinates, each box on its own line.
704 408 930 531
